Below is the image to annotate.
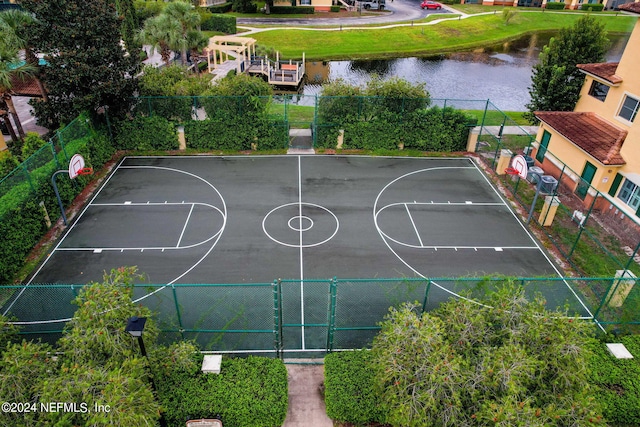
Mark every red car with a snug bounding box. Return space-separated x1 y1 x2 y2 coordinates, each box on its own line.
421 0 442 9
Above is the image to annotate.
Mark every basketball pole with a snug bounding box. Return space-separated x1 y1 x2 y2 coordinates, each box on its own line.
51 169 70 226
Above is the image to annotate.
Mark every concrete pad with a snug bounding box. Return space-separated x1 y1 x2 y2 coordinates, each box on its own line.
282 364 333 427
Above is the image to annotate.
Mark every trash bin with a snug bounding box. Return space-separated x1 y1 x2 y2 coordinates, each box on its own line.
527 166 544 184
539 175 558 194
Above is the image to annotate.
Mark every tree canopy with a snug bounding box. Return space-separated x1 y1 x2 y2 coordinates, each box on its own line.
21 0 140 128
371 282 604 426
525 15 609 123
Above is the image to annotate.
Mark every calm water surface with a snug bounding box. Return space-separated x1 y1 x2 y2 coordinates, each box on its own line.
298 33 629 111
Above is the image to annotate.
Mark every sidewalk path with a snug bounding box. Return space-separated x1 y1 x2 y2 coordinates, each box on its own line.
283 363 333 427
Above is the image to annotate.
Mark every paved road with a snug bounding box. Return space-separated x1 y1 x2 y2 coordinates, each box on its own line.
237 0 457 27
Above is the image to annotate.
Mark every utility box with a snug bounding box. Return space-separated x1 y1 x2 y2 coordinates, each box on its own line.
527 166 544 184
496 149 513 175
539 175 558 194
606 270 637 307
186 420 222 427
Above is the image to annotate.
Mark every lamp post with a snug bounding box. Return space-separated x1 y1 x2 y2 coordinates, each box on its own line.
126 316 167 427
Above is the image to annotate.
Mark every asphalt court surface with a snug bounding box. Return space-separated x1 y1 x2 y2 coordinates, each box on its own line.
10 156 591 349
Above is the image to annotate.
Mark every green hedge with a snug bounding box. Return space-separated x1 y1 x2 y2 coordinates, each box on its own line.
270 5 315 13
330 5 341 11
588 336 640 426
115 116 179 151
581 3 604 10
201 13 237 33
207 2 233 13
157 355 288 427
324 351 386 425
545 2 567 9
184 118 287 151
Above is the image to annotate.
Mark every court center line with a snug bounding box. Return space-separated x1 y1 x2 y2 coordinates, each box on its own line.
177 203 195 248
404 203 424 247
298 155 305 350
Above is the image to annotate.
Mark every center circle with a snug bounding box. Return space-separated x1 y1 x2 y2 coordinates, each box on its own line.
262 202 340 248
288 215 314 232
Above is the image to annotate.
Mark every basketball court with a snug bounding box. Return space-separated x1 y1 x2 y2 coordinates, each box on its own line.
3 156 592 351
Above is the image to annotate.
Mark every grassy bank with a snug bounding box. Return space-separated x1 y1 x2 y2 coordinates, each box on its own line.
250 12 636 60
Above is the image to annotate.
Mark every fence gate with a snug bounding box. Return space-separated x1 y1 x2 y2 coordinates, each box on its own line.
288 122 314 150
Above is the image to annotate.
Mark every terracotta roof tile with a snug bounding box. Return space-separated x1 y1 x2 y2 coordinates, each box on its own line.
535 111 627 165
9 75 44 97
618 2 640 13
577 62 622 84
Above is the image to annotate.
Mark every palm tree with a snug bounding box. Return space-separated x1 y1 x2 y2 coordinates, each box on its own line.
0 9 48 101
0 43 35 141
138 14 180 66
162 1 201 66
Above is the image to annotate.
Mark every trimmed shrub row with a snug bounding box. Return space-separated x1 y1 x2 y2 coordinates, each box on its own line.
207 2 233 13
157 355 288 427
545 2 567 9
115 115 180 151
201 13 237 33
270 5 315 13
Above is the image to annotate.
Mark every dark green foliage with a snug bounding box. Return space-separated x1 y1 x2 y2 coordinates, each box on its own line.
115 115 179 150
525 15 609 123
403 106 476 151
185 118 254 151
587 335 640 426
581 3 604 10
20 131 46 159
324 351 386 425
207 2 234 13
232 0 258 13
270 5 315 13
544 2 567 9
22 0 140 129
201 13 237 33
137 65 196 121
0 150 18 177
86 131 116 167
134 0 166 23
0 314 19 350
116 0 140 51
157 355 288 427
330 5 341 11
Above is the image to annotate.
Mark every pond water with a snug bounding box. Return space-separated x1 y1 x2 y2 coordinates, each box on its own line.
296 33 629 111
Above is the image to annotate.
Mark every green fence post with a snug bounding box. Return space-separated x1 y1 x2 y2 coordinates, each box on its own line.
49 141 61 169
273 279 283 359
171 284 185 339
568 190 598 258
326 277 338 353
421 279 432 313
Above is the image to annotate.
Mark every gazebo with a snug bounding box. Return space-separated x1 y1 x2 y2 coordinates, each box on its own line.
203 36 257 74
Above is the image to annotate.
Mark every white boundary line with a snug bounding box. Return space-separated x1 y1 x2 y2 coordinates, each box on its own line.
468 159 597 321
404 203 424 247
298 156 305 350
5 159 228 322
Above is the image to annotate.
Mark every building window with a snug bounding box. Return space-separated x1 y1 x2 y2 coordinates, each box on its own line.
618 179 640 210
299 0 311 4
588 80 609 102
536 130 551 163
618 95 639 123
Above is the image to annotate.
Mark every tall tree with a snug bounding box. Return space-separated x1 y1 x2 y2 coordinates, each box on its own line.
0 9 47 101
21 0 139 128
0 42 35 140
525 15 609 123
161 1 202 66
138 14 180 66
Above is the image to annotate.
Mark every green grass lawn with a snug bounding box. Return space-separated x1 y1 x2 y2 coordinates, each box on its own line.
250 12 635 60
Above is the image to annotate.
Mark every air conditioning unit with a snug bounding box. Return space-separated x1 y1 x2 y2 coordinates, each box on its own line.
539 175 558 194
527 166 544 184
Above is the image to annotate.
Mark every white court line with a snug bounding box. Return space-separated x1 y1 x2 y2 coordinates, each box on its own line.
404 203 424 247
177 203 195 248
298 156 306 350
469 159 597 323
2 156 130 317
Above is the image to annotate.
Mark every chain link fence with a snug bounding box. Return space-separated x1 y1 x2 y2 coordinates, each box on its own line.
4 276 639 355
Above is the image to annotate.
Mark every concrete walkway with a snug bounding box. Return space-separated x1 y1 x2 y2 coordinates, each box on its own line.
283 363 332 427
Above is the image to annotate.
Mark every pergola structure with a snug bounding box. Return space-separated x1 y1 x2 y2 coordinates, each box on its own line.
203 36 257 74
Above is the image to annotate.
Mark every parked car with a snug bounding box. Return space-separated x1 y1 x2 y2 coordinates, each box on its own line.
421 0 442 9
